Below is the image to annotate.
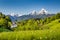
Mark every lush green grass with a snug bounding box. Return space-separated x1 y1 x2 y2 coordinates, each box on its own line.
0 28 11 32
0 19 60 40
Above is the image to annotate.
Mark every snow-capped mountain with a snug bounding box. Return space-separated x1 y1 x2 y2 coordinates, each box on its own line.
30 10 37 15
30 8 48 15
9 8 54 22
38 8 48 14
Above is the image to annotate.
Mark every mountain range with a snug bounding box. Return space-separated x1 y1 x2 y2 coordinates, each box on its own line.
9 8 55 22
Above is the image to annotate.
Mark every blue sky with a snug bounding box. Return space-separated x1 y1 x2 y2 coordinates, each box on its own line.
0 0 60 15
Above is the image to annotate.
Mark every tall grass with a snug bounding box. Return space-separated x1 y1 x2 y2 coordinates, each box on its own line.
0 28 60 40
0 19 60 40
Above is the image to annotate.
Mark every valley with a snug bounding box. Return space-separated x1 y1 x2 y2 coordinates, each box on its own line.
0 12 60 40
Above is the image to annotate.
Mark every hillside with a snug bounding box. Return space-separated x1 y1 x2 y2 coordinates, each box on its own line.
11 13 60 31
0 12 60 40
0 19 60 40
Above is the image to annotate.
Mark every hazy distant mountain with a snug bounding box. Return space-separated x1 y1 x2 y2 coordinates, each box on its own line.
9 8 55 22
8 15 17 22
17 14 54 21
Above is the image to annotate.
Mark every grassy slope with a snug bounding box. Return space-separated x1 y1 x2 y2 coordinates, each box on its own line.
0 19 60 40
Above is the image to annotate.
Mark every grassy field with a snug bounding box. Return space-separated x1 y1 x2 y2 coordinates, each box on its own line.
0 19 60 40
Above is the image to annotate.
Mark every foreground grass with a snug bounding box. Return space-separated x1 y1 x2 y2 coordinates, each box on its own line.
0 19 60 40
0 29 60 40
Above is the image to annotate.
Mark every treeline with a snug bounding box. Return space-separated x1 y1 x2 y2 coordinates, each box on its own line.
13 13 60 31
0 12 11 32
41 13 60 24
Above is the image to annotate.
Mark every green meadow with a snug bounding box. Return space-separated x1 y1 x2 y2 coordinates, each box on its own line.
0 19 60 40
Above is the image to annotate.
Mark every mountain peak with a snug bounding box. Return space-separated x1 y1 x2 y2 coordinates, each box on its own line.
38 8 48 14
30 8 48 15
30 10 37 15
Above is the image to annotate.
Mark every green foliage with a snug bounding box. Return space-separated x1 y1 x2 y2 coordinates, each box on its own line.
0 18 7 28
0 12 5 18
13 19 40 31
0 12 12 32
0 19 60 40
0 27 11 32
